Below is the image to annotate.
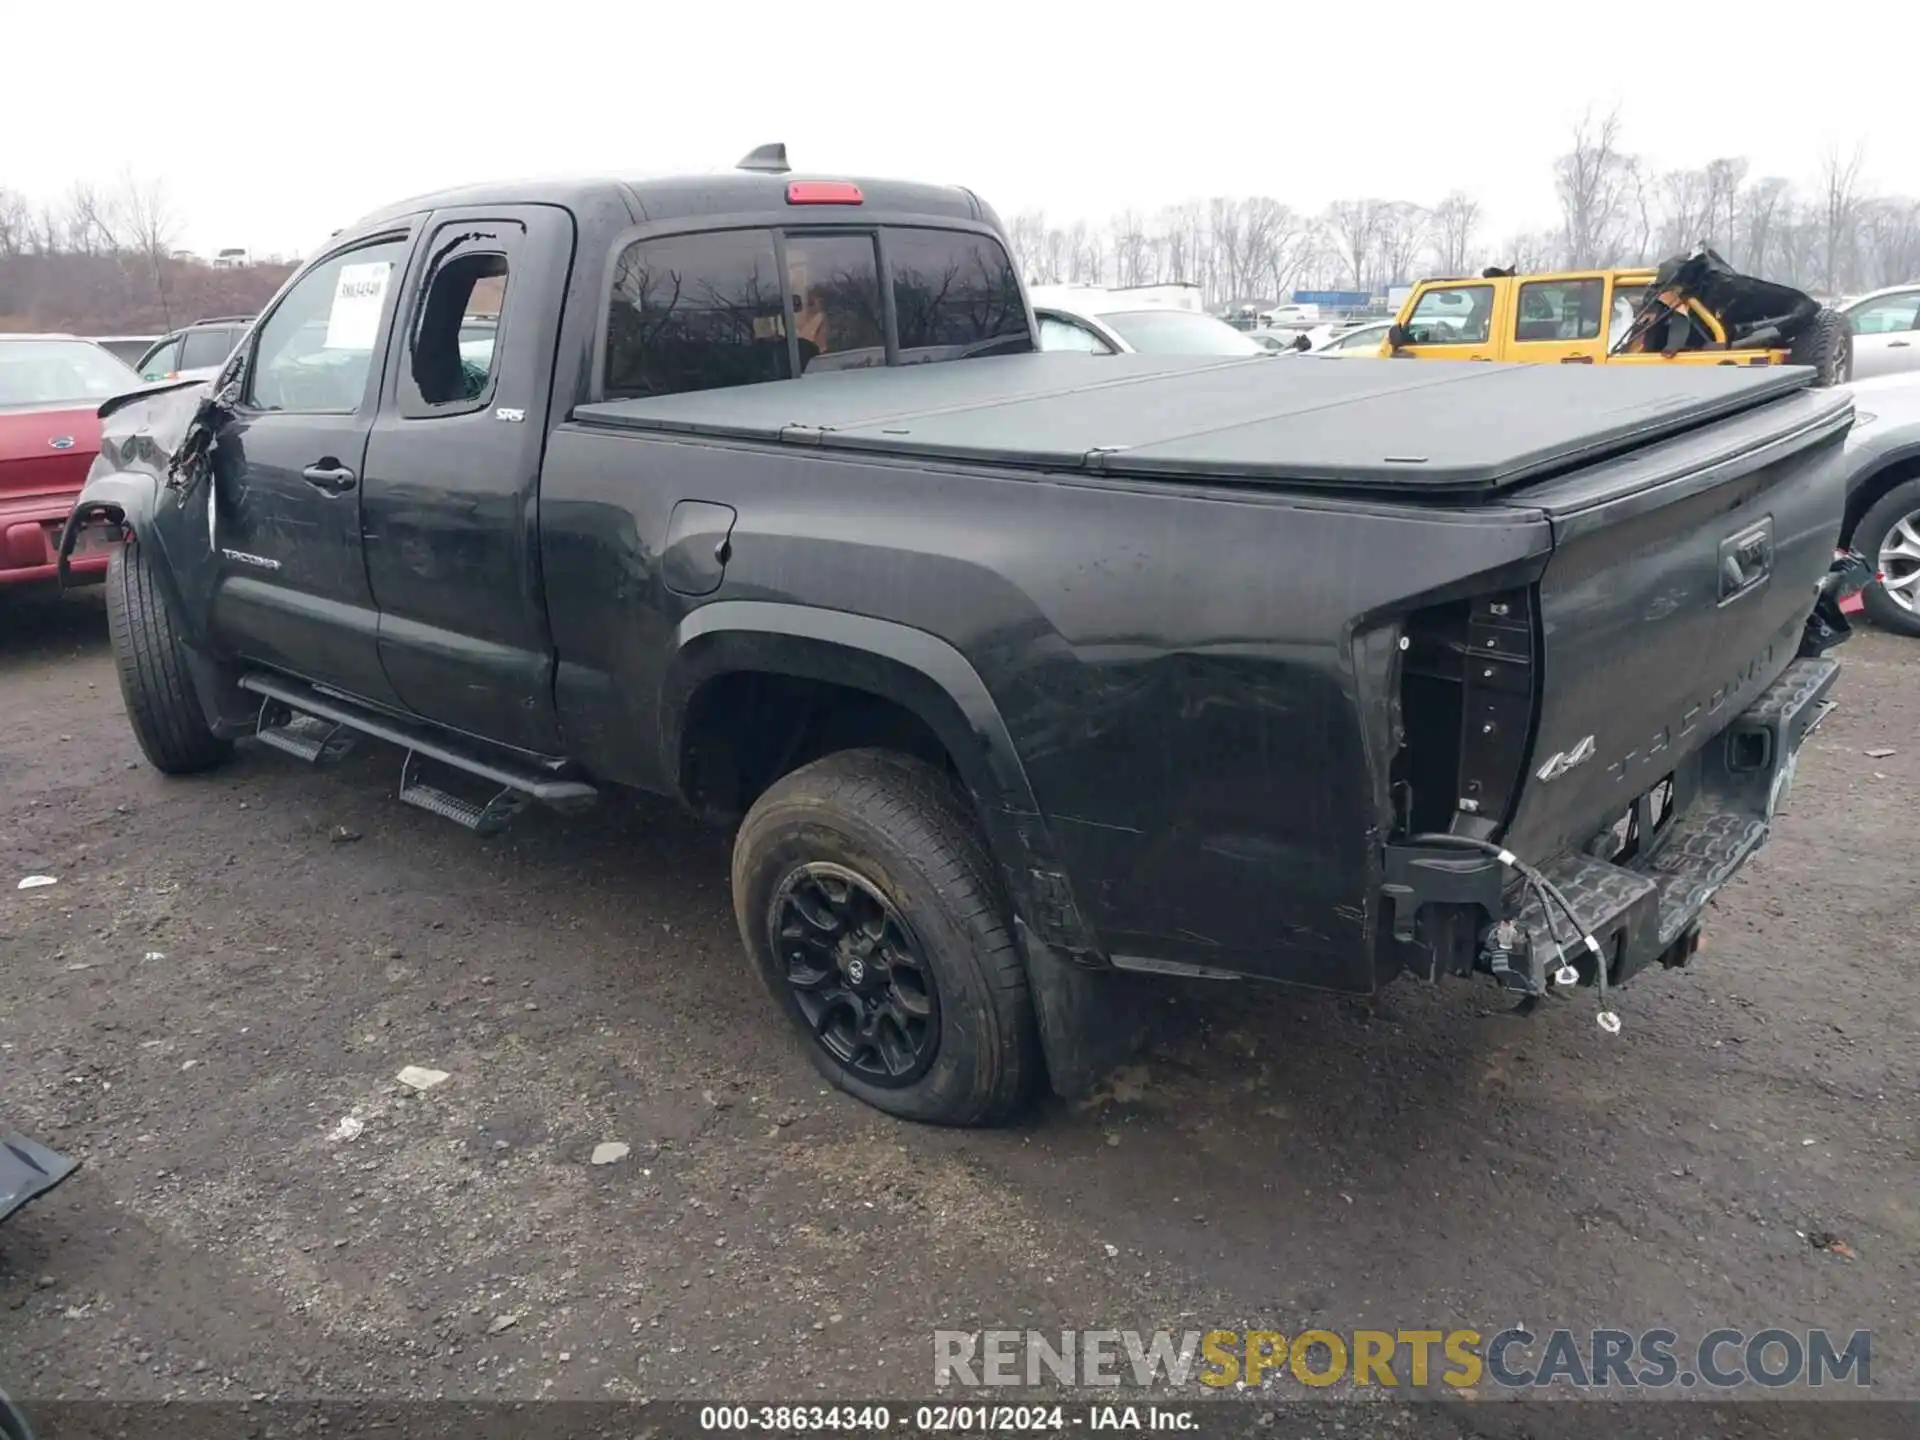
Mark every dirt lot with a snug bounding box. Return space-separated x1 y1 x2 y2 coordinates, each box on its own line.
1 589 1914 1427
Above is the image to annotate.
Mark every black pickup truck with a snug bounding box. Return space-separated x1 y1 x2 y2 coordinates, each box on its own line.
65 150 1862 1126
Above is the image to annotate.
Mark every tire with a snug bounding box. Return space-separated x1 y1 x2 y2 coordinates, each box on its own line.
105 542 233 774
731 748 1041 1126
1854 477 1920 638
1787 307 1852 386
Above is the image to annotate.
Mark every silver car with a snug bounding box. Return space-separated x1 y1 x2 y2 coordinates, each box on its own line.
1838 372 1920 635
135 317 254 385
1841 285 1920 381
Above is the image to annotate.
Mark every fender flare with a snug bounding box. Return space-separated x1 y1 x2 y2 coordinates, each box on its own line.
57 467 247 734
1843 441 1920 539
662 600 1097 958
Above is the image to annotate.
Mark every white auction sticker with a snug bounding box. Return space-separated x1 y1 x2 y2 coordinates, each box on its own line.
324 261 392 350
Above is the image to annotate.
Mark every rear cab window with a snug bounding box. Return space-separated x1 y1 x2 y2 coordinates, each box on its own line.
785 233 886 373
602 223 1029 400
888 227 1030 363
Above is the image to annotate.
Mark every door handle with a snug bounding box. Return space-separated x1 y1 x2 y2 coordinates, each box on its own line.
301 462 358 493
1889 340 1911 349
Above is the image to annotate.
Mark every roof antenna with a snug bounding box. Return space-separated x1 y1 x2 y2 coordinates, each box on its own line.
736 142 790 175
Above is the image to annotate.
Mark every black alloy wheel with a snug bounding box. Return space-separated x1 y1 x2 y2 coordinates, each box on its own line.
770 862 940 1086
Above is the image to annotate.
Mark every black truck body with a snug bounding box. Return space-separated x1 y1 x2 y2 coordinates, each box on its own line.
64 162 1858 1124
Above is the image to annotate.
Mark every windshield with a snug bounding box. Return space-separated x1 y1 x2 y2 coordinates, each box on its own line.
0 339 141 409
1098 310 1266 356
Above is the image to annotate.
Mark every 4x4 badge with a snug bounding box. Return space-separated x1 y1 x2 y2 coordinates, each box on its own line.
1536 734 1597 782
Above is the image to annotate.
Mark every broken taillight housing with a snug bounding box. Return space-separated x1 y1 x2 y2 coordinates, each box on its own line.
1392 588 1540 836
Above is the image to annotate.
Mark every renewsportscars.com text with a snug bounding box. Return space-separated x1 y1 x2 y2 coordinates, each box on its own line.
933 1327 1872 1391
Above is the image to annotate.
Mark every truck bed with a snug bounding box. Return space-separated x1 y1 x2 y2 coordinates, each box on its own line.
576 352 1814 496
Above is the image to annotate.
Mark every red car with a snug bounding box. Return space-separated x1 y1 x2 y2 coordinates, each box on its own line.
1 334 145 591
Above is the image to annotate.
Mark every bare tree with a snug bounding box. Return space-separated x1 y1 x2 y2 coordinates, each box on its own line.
1554 107 1633 267
1111 208 1151 287
1739 176 1792 277
62 181 120 256
1817 144 1866 294
1656 167 1711 256
1374 202 1431 288
1006 210 1047 284
1701 157 1748 259
1858 197 1920 290
1038 223 1070 286
1504 230 1558 274
1324 198 1380 290
1431 191 1480 275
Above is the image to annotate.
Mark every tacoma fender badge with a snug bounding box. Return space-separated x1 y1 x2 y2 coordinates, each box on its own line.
221 548 281 571
1536 734 1597 782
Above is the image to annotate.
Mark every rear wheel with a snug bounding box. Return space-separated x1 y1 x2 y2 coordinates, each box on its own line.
1855 477 1920 637
105 542 233 774
731 748 1040 1126
1788 307 1852 386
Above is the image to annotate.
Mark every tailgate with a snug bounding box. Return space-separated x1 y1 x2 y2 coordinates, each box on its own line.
1499 385 1852 861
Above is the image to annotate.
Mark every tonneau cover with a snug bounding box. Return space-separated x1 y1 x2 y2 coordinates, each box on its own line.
574 352 1813 494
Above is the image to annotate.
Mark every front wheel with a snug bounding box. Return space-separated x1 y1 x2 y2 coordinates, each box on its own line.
1855 477 1920 637
731 749 1041 1126
105 542 233 774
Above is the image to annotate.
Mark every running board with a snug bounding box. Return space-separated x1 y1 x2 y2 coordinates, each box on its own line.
236 674 598 831
255 703 358 765
398 752 527 837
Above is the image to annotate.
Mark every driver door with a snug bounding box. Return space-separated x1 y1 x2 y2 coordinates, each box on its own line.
209 231 416 708
1391 280 1506 362
1846 290 1920 380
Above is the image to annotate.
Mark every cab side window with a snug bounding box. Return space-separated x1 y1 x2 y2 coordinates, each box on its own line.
1405 285 1494 345
247 240 410 413
1515 279 1604 342
605 231 790 399
406 250 510 411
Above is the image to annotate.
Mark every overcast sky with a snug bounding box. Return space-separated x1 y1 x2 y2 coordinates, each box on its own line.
10 1 1917 259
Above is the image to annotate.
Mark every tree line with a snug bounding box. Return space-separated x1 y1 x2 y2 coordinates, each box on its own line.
0 172 292 335
1007 110 1919 309
10 112 1919 333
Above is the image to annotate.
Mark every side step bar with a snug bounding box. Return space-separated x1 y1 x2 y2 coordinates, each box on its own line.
237 673 597 834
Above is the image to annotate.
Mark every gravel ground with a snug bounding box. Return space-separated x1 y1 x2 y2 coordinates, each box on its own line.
0 589 1914 1432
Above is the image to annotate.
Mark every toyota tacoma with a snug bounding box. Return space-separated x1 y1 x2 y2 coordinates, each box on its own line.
63 150 1861 1125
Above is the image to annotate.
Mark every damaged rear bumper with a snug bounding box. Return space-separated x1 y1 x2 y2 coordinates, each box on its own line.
1384 655 1839 995
2 494 110 588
